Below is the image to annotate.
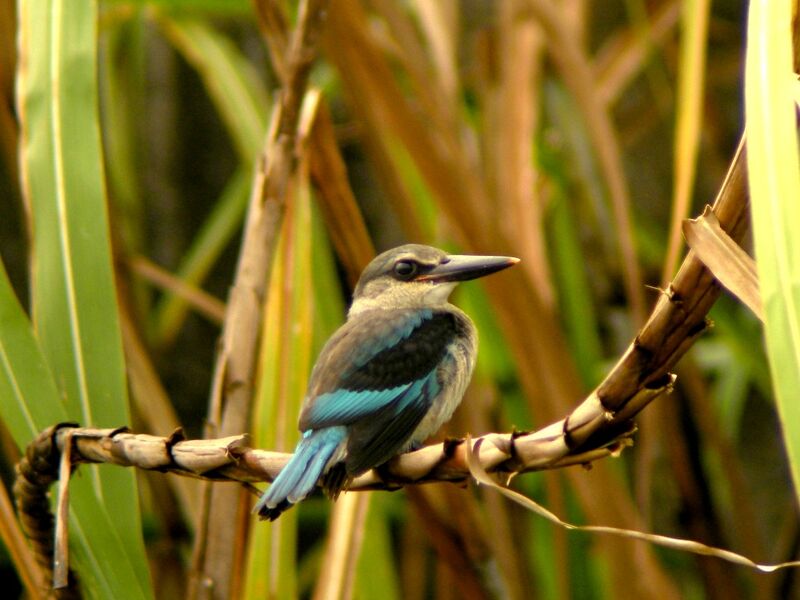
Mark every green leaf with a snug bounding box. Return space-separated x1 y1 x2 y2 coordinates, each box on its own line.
243 173 318 600
354 495 400 600
0 259 151 600
100 11 147 255
0 260 67 440
16 0 152 596
105 0 252 15
745 0 800 507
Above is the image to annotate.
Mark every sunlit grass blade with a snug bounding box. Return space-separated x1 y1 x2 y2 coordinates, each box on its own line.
662 0 710 284
353 494 400 600
105 0 252 15
16 1 151 596
0 260 67 441
101 11 147 256
242 167 321 599
0 259 149 599
1 259 146 599
0 255 60 597
744 0 800 507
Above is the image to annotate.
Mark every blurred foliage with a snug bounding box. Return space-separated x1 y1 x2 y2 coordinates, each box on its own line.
0 0 799 599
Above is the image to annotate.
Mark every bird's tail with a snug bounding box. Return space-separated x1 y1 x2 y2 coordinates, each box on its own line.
253 427 346 521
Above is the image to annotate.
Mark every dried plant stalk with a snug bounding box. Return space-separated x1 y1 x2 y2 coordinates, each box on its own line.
195 1 330 597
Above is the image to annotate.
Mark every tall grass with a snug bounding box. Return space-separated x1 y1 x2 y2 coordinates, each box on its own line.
0 1 797 599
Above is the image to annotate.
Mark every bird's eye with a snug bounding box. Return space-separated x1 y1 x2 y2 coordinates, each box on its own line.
393 260 418 280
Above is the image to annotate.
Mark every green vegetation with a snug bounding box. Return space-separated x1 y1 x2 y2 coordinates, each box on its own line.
0 1 797 598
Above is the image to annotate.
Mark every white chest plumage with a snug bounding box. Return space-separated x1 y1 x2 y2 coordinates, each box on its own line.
408 306 477 447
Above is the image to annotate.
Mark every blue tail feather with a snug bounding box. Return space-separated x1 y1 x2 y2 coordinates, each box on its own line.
254 426 346 520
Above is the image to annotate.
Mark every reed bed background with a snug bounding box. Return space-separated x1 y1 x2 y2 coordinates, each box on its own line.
0 0 799 599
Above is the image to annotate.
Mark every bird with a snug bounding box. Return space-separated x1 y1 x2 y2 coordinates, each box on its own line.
253 244 519 520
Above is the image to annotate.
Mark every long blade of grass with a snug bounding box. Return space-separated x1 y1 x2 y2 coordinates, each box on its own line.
353 495 399 600
0 264 67 437
744 0 800 507
662 0 710 285
195 2 328 593
0 259 149 598
16 1 152 596
242 165 316 600
0 260 67 596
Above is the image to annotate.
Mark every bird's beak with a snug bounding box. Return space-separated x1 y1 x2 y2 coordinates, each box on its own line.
417 254 520 283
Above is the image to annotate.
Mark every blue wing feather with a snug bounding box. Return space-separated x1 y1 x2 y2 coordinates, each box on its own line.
299 310 457 428
300 373 438 471
302 384 413 428
344 369 441 474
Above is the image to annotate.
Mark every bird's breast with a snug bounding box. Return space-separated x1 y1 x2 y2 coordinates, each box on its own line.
409 309 477 445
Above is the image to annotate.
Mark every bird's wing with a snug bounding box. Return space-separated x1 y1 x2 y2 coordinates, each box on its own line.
299 309 461 472
342 369 441 473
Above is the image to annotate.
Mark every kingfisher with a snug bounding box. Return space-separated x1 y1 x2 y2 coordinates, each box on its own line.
254 244 519 520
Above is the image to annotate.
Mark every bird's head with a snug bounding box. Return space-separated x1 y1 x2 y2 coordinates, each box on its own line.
349 244 519 315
